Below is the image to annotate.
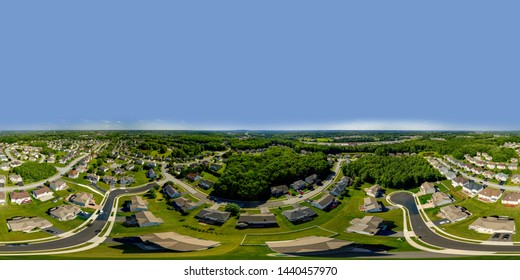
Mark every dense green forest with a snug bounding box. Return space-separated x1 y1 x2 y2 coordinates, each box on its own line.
13 162 58 183
213 147 331 200
343 155 443 189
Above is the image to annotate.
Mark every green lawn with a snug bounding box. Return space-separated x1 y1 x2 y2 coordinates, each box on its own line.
418 193 433 205
0 187 99 242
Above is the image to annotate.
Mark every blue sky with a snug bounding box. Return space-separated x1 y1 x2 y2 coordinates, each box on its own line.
1 1 519 130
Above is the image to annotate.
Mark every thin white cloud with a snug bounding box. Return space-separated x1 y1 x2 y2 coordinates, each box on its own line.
0 119 512 131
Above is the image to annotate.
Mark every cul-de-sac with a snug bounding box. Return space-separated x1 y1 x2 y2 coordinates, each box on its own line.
3 130 520 259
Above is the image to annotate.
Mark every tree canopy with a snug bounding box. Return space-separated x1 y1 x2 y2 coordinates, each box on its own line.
213 147 331 200
13 162 57 184
343 155 442 189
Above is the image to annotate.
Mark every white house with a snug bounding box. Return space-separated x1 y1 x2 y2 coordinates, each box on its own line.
49 180 67 191
462 181 484 196
0 192 5 205
9 174 22 184
502 192 520 206
32 186 54 201
10 191 32 204
445 171 456 181
512 174 520 184
495 173 508 182
477 188 502 203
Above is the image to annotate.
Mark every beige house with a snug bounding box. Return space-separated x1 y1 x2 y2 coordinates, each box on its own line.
360 197 383 213
49 205 81 221
364 184 382 198
347 216 385 236
135 211 164 227
431 192 453 207
70 192 94 207
7 217 52 232
439 205 470 223
469 217 515 234
420 182 436 195
129 196 148 212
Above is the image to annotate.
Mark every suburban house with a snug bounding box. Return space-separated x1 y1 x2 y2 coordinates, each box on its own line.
139 232 220 252
364 184 383 198
347 216 385 236
469 217 515 234
114 168 125 175
439 205 470 223
360 197 383 213
195 208 231 225
49 204 81 221
512 174 520 184
163 185 181 199
85 173 99 183
185 173 200 182
304 174 318 185
102 176 117 185
173 197 198 213
311 194 336 210
445 171 456 180
420 182 436 195
290 180 307 191
462 181 484 196
209 164 222 171
483 171 495 179
497 163 507 170
71 192 94 207
502 192 520 206
431 192 453 207
282 206 317 223
99 166 110 173
49 180 67 191
7 217 52 232
68 170 79 179
135 159 145 165
198 179 214 190
478 188 502 203
509 163 518 170
135 211 164 227
125 164 135 171
129 196 149 212
495 173 509 182
0 174 5 184
452 176 469 187
270 185 289 197
32 186 54 201
236 213 278 228
329 183 345 197
10 161 22 168
10 191 32 204
0 163 10 171
120 176 135 184
336 176 351 188
0 192 5 205
487 162 497 169
9 174 22 184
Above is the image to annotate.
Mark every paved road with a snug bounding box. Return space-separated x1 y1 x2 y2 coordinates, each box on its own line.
390 192 520 252
0 183 156 252
437 158 520 191
0 143 106 192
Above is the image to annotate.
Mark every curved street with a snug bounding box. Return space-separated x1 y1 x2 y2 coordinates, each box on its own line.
390 192 520 252
0 183 155 252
